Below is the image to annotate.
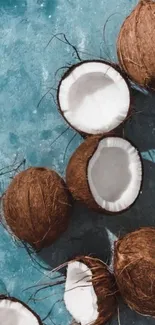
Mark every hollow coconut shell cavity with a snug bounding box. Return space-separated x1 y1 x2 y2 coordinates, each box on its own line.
3 167 72 250
57 60 131 136
64 256 117 325
66 135 142 214
117 0 155 90
0 296 43 325
114 227 155 316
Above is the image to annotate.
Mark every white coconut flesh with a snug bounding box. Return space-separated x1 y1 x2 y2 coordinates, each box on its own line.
0 299 40 325
88 137 142 212
64 261 99 325
59 62 130 134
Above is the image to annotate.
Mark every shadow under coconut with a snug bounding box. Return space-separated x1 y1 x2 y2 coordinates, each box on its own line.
125 88 155 151
38 201 111 272
110 301 155 325
38 88 155 271
100 88 155 238
126 87 155 222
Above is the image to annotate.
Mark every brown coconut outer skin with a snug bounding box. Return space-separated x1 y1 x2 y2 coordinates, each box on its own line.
0 295 43 324
114 227 155 316
66 135 102 211
117 0 155 90
3 167 72 250
75 256 117 325
57 60 132 137
66 135 142 214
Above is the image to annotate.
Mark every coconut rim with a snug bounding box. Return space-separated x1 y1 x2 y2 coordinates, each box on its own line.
0 295 43 325
83 135 143 214
57 60 131 136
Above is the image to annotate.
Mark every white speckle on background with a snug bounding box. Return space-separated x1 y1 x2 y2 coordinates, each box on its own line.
42 65 49 81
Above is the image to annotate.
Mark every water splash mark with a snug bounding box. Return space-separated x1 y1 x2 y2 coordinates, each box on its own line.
141 150 155 163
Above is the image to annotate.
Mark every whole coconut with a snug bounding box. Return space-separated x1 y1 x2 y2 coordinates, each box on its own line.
114 227 155 316
3 167 72 250
117 0 155 89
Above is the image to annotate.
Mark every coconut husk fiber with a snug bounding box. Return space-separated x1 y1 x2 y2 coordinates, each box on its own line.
114 227 155 316
66 135 102 211
3 167 72 250
117 0 155 90
72 256 117 325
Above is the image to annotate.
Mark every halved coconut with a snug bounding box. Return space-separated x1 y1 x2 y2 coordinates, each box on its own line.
57 60 130 136
0 296 42 325
64 256 117 325
66 136 142 214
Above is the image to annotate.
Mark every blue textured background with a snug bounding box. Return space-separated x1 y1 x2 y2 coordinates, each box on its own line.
1 0 155 324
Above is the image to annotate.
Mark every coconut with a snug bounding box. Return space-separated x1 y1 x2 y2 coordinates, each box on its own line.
3 167 72 250
57 60 131 136
117 0 155 90
66 135 142 214
114 227 155 316
64 256 117 325
0 296 42 325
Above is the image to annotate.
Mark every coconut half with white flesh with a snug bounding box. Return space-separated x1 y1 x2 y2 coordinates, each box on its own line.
66 136 142 214
0 296 42 325
64 256 117 325
57 60 131 136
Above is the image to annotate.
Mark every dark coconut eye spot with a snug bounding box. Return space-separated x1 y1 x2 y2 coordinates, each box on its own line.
35 167 47 172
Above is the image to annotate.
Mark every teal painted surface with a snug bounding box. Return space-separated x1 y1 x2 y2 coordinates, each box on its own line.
142 150 155 163
1 0 155 324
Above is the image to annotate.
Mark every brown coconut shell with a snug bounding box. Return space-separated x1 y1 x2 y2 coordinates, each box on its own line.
114 227 155 316
57 60 131 137
66 135 102 211
0 295 43 324
66 135 142 214
73 256 117 325
117 0 155 90
3 167 72 250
